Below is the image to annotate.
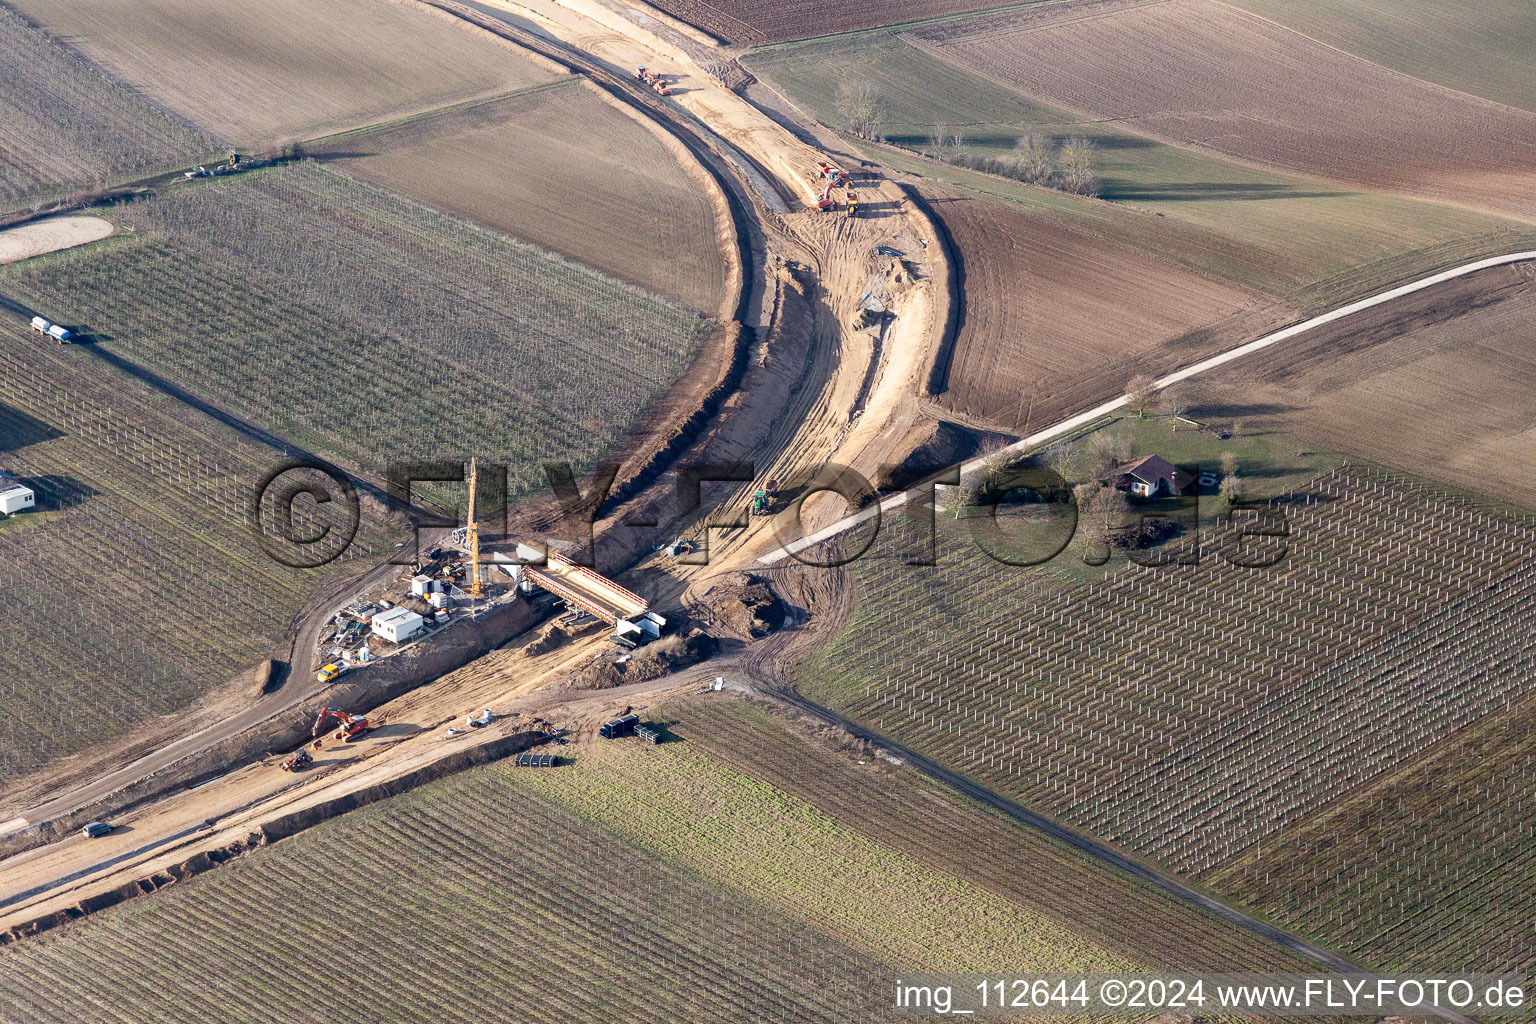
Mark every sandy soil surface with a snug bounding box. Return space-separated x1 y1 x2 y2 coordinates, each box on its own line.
910 0 1536 221
0 216 113 264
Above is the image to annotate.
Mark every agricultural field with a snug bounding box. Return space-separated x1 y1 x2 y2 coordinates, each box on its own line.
1198 263 1536 508
5 0 561 147
667 699 1317 975
747 32 1536 305
1 163 707 497
923 189 1270 429
0 713 1161 1021
316 81 728 312
907 0 1536 220
0 4 212 209
0 325 369 788
642 0 1004 46
1207 689 1536 978
800 463 1536 975
1221 0 1536 114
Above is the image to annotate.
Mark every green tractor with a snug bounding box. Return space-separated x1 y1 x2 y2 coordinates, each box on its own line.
751 482 778 516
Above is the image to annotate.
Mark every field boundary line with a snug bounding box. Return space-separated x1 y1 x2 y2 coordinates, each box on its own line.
762 250 1536 563
744 0 1080 53
304 77 583 149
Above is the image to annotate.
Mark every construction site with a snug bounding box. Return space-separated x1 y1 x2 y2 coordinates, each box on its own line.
1 0 1535 1018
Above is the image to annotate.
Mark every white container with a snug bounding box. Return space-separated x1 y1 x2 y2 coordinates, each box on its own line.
410 574 431 597
428 591 449 610
47 324 71 342
371 606 424 643
0 483 34 515
30 316 49 334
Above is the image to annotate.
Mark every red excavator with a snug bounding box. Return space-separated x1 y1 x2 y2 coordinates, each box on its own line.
311 706 372 748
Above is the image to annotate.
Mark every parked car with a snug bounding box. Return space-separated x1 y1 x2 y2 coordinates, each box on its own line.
81 821 113 838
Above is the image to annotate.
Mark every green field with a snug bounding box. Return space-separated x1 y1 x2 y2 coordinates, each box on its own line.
0 4 212 209
2 163 707 497
1221 0 1536 114
748 33 1536 304
0 325 370 786
798 456 1536 976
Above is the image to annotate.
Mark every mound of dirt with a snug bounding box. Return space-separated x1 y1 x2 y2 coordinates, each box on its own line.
703 574 786 641
569 629 718 690
518 616 604 656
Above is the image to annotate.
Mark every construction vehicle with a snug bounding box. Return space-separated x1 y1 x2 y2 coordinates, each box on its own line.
310 706 372 748
750 481 778 516
846 188 858 218
280 749 313 772
317 663 343 684
815 161 853 210
467 708 493 728
634 66 671 97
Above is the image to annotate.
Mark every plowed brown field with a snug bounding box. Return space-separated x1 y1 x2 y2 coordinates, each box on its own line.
317 82 728 313
643 0 1004 46
1200 263 1536 507
7 0 561 146
912 0 1536 220
929 190 1272 430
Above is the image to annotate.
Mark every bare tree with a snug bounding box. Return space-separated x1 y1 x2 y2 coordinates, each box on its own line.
837 83 887 142
1011 134 1056 184
1219 450 1239 477
1126 373 1156 419
1043 442 1077 484
1162 384 1190 430
928 124 967 162
1219 472 1245 505
1058 137 1100 196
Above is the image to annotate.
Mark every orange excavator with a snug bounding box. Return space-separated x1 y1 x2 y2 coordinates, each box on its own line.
815 161 854 211
311 706 372 748
634 66 671 97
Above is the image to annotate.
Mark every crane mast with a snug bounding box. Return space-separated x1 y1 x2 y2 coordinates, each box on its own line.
466 457 483 598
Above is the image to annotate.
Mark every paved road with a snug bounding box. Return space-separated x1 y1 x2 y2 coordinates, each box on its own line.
766 684 1481 1024
761 250 1536 564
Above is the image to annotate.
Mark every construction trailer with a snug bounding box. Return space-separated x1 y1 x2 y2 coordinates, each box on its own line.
600 714 639 739
502 543 666 647
0 480 35 516
371 606 424 644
